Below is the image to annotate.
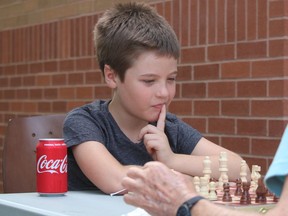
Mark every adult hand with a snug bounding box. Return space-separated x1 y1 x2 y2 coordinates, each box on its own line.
122 161 196 216
138 105 174 163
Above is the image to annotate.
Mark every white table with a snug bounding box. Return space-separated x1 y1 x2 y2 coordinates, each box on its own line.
0 191 138 216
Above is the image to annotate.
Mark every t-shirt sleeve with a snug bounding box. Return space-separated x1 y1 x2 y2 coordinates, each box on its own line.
166 114 202 155
264 125 288 197
63 108 105 148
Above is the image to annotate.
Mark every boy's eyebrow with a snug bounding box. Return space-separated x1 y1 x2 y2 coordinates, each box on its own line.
140 71 178 77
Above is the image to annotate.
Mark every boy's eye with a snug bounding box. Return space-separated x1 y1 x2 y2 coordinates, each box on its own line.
143 80 155 84
168 77 176 81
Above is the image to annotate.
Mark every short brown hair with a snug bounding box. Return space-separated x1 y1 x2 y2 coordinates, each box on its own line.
94 2 180 82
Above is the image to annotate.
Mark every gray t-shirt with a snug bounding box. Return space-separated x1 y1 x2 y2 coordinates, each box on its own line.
63 100 202 191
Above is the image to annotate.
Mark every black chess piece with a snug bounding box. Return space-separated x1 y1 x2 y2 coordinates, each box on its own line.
222 182 232 202
234 178 242 196
240 182 251 204
255 177 267 203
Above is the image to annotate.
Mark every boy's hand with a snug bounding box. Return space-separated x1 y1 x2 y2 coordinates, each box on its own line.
138 105 174 163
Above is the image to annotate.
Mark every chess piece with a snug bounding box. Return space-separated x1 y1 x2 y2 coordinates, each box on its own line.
222 182 232 202
240 182 251 204
234 178 242 196
255 176 267 203
199 176 209 199
240 160 248 183
251 165 261 192
193 176 200 193
218 152 228 190
203 156 212 180
208 181 217 201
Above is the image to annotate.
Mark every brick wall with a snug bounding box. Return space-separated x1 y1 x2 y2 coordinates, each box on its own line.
0 0 287 192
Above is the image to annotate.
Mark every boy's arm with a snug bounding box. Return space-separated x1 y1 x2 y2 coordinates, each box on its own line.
72 141 133 194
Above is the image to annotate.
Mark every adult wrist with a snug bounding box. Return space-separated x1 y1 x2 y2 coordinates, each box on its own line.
176 195 205 216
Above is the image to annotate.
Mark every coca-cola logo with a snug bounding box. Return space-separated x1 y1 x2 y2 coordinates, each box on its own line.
37 155 67 174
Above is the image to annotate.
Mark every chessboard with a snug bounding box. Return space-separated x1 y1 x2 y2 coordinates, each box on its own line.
213 183 277 213
196 153 278 213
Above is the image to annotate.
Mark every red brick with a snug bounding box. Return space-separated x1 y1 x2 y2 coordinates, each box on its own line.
68 73 84 85
221 137 250 154
94 86 112 99
251 99 284 117
44 61 58 72
59 60 75 72
251 138 279 156
221 62 250 79
59 87 75 99
226 0 236 42
194 100 220 116
258 0 268 39
269 39 288 57
177 65 192 81
36 75 51 86
182 83 206 98
189 0 198 45
269 1 288 18
237 41 267 59
30 89 43 99
10 77 22 87
52 101 67 112
16 89 29 99
208 117 235 134
269 19 287 37
85 71 103 84
237 80 267 97
76 87 93 99
237 0 246 41
244 157 269 175
17 64 29 75
182 117 207 133
180 0 189 46
237 119 267 136
208 0 216 44
168 100 192 115
247 0 257 40
221 100 249 116
208 82 235 97
52 74 67 85
180 47 205 63
22 102 37 113
194 64 219 80
199 0 207 45
269 120 288 137
216 0 225 43
269 79 288 97
30 63 43 74
38 102 52 113
208 44 234 61
3 90 16 99
171 0 180 41
76 58 93 71
23 76 36 86
252 59 284 78
44 88 58 99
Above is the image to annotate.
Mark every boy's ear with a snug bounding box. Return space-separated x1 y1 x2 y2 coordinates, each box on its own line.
104 64 117 88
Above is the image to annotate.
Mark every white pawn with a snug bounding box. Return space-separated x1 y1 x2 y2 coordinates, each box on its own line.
199 176 209 199
208 181 218 201
193 176 200 193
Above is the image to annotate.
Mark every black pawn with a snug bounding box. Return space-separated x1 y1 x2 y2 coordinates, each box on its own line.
234 178 242 196
222 182 232 202
240 182 251 204
255 177 267 203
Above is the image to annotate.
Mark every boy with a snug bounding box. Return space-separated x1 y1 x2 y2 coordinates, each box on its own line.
63 2 245 194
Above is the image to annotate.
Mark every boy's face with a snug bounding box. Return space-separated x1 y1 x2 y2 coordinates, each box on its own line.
115 51 177 123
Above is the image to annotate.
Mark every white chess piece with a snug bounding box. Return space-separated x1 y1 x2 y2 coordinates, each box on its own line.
193 176 200 193
203 156 212 180
208 181 218 201
218 152 228 190
240 160 248 183
199 176 209 199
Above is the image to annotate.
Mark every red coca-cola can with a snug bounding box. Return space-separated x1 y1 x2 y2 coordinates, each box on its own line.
36 138 67 195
